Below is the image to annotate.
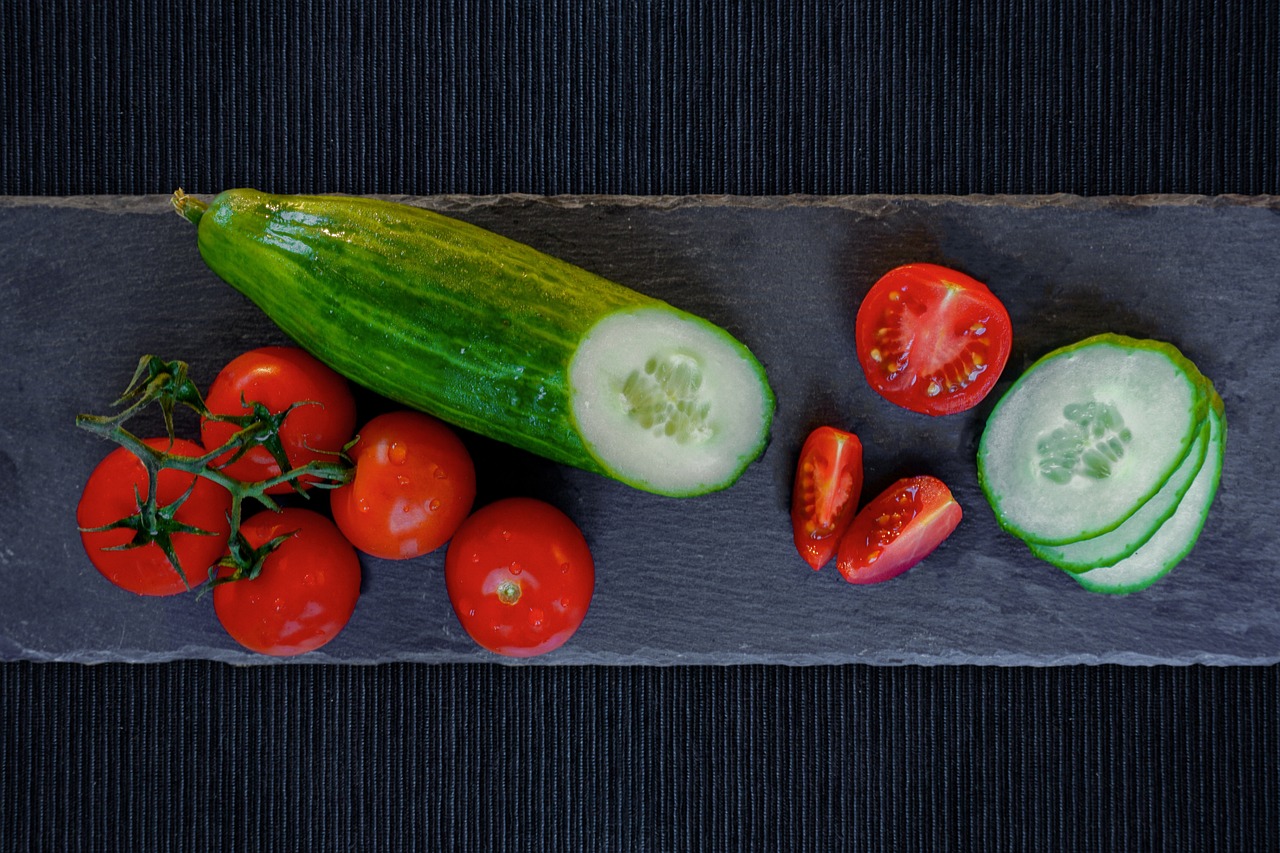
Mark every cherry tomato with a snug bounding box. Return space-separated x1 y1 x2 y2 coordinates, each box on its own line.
836 475 962 584
200 346 357 493
791 426 864 571
855 263 1012 415
77 438 232 596
330 411 477 560
444 498 594 658
213 508 362 657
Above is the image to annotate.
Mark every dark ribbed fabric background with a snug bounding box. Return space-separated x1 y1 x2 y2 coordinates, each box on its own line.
3 1 1278 850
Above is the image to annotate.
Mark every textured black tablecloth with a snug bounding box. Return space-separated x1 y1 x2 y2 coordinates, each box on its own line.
3 1 1278 850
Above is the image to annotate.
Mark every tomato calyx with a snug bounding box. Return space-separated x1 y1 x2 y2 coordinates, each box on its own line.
77 477 221 589
76 354 354 587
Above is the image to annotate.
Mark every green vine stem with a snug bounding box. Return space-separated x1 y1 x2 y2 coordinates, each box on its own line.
76 355 353 591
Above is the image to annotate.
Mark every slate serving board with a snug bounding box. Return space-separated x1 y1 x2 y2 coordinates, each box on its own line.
2 194 1277 666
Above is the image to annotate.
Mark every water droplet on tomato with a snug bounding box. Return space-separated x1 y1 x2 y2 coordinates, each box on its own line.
303 573 315 586
528 607 545 629
501 530 512 541
396 474 411 487
434 468 448 480
273 597 286 613
389 442 408 465
428 499 441 511
560 562 571 574
509 561 522 575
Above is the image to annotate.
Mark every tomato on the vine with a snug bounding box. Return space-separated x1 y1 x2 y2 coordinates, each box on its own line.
213 507 362 656
330 411 476 560
855 263 1012 416
200 346 357 492
444 498 594 658
77 438 232 596
791 426 864 571
836 475 962 584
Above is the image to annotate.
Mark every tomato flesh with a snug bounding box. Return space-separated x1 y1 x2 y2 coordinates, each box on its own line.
791 426 864 570
836 475 962 584
855 263 1012 416
77 438 232 596
444 498 594 658
200 346 357 493
331 411 477 560
213 508 362 656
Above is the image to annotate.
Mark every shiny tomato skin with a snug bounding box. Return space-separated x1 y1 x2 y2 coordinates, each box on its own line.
200 346 357 493
330 411 477 560
444 498 594 658
855 263 1012 416
77 438 232 596
213 508 362 657
836 475 962 584
791 426 864 570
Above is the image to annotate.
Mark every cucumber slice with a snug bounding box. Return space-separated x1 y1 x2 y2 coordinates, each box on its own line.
1073 400 1225 594
568 306 775 497
1029 409 1211 572
978 334 1209 546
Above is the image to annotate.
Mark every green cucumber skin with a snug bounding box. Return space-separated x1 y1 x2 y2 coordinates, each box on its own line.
194 190 686 479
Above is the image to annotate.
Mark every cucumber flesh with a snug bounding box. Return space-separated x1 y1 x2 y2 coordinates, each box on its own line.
1029 409 1211 572
1073 403 1225 594
978 335 1208 546
568 307 775 497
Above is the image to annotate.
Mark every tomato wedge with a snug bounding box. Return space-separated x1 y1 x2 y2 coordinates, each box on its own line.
791 426 864 570
836 475 962 584
855 263 1012 415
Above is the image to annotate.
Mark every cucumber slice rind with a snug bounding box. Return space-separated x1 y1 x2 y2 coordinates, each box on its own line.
978 334 1209 546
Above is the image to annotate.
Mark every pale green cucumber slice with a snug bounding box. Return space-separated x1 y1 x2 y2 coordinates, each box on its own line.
1073 400 1225 594
568 306 775 497
978 334 1208 546
1029 409 1211 572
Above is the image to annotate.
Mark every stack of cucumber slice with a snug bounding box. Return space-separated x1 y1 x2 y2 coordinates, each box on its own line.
977 334 1225 594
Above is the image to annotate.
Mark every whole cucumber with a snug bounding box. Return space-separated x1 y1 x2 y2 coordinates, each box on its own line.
175 189 774 497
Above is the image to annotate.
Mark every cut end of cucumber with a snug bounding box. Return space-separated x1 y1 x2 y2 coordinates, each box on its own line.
568 306 775 497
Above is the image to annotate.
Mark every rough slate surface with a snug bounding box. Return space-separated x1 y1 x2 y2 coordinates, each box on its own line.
1 193 1277 666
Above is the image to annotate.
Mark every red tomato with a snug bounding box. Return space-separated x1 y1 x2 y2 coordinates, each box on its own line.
444 498 594 658
213 508 362 656
330 411 477 559
200 346 357 493
855 263 1012 415
77 438 232 596
836 475 962 584
791 426 864 570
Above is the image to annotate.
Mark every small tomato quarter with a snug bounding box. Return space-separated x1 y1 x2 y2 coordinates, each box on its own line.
836 475 962 584
445 498 594 658
791 426 864 570
213 508 362 656
200 346 357 492
855 263 1012 415
330 411 477 560
77 438 232 596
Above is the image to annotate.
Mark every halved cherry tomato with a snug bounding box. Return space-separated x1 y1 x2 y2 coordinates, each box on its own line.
213 507 362 656
855 263 1012 415
330 411 477 560
77 438 232 596
836 475 962 584
200 346 357 493
444 498 594 658
791 426 864 570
